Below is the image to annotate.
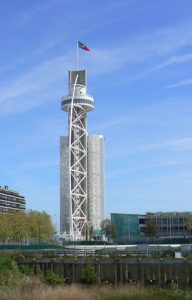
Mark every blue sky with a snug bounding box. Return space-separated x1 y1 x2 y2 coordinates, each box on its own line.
1 0 192 227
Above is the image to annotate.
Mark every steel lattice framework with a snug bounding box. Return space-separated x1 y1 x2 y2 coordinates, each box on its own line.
69 104 87 239
61 70 94 240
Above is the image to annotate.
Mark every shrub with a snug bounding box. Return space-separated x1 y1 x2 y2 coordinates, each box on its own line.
82 264 96 285
19 264 33 276
45 272 64 285
0 253 24 286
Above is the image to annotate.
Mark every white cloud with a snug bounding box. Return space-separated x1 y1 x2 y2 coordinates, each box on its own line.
20 157 58 170
123 51 192 84
0 55 72 115
136 138 192 152
165 78 192 89
106 159 183 179
154 52 192 70
91 96 192 133
108 138 192 159
90 116 134 131
127 52 192 81
82 22 192 86
2 20 192 115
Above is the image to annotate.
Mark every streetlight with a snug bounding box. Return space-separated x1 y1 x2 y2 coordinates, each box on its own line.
169 218 172 245
128 219 131 243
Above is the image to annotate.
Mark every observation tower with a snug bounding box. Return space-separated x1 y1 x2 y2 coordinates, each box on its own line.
61 70 95 240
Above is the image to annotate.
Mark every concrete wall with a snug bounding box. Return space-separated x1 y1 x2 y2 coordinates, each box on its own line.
17 258 192 286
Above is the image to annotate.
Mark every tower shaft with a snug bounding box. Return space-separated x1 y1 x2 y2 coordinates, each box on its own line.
60 69 104 241
61 70 94 240
69 106 87 239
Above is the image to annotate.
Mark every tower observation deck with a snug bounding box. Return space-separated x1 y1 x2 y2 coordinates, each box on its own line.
61 69 104 241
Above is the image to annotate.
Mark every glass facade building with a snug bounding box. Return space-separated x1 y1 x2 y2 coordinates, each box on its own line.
111 213 146 244
146 212 190 239
111 212 192 244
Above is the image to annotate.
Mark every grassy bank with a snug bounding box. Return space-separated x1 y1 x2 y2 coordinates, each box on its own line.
0 253 191 299
0 283 191 300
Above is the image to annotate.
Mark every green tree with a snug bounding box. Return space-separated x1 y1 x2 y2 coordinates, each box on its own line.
89 225 94 240
0 210 54 245
0 214 10 243
82 264 96 285
186 217 192 242
145 217 158 242
9 212 29 244
101 218 116 242
28 211 54 244
85 222 94 241
0 253 23 286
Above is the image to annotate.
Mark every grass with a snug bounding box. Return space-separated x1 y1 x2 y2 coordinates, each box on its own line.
0 253 191 300
0 283 191 300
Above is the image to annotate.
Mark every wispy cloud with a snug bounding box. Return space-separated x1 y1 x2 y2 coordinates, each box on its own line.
106 159 183 179
4 118 66 154
128 52 192 81
91 96 192 133
165 78 192 89
4 0 64 30
2 20 192 115
20 157 58 170
0 54 73 115
154 52 192 70
90 116 134 131
108 138 192 159
135 138 192 152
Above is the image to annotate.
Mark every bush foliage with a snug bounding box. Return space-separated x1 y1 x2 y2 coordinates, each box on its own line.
0 210 54 244
82 264 96 284
45 272 64 285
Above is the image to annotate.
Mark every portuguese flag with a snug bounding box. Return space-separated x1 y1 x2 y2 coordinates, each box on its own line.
78 41 90 52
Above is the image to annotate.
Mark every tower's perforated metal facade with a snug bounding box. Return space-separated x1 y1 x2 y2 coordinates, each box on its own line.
87 135 104 230
60 137 70 234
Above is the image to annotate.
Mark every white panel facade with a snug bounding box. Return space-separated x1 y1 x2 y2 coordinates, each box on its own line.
60 136 70 235
87 135 104 230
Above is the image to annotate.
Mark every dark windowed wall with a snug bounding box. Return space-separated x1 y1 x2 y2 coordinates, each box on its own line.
146 212 190 238
0 186 26 213
111 213 146 244
111 212 192 244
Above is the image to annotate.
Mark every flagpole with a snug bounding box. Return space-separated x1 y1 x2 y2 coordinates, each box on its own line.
76 40 79 70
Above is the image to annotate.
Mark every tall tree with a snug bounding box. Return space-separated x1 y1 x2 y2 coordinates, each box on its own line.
85 223 94 241
9 212 29 244
0 211 54 244
101 218 116 242
28 211 54 243
145 217 158 242
186 217 192 242
0 214 10 244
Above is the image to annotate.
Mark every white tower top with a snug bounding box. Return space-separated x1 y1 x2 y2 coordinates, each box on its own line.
61 70 94 112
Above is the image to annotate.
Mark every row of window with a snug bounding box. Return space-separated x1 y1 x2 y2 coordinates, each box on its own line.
139 218 188 225
0 200 25 209
156 218 187 223
0 189 24 198
158 226 187 231
0 194 26 203
0 206 23 212
62 98 94 106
